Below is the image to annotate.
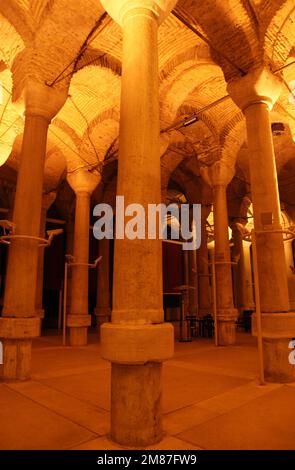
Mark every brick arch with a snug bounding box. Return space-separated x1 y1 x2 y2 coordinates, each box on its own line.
0 1 33 45
80 116 119 163
160 61 223 126
0 13 25 68
220 114 246 168
11 0 105 100
176 0 261 79
57 65 120 139
159 43 213 82
260 0 295 67
74 48 121 78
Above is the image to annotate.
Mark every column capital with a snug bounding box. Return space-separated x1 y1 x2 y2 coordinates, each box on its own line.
67 168 101 195
24 80 68 122
200 161 235 188
101 0 177 25
227 66 283 112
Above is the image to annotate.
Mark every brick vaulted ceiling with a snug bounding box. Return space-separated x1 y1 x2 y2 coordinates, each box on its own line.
0 0 294 217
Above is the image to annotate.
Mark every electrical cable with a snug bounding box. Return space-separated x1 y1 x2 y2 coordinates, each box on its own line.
69 95 101 165
46 12 109 87
172 9 247 76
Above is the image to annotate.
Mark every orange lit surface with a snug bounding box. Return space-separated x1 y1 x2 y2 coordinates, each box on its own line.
0 331 294 450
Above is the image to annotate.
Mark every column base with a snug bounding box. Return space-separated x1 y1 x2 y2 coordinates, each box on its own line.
111 362 163 447
101 322 174 364
216 309 238 346
69 327 88 346
0 317 40 381
252 312 295 383
0 339 31 381
67 314 91 347
263 338 295 383
101 322 174 447
217 321 236 345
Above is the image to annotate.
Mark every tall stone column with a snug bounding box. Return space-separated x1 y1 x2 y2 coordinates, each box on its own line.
197 204 212 317
228 66 295 382
35 191 56 321
67 169 100 347
243 240 255 310
201 161 238 345
230 197 253 314
94 238 111 334
284 240 295 310
188 248 198 315
187 208 198 315
65 212 75 314
232 223 250 313
0 82 67 380
100 0 176 447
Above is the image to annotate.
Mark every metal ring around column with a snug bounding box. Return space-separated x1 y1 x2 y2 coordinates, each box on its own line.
0 234 55 247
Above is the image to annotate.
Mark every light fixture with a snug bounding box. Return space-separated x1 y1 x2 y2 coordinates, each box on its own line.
183 116 199 127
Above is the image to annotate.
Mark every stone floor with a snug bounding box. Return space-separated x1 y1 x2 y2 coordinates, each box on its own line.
1 330 295 450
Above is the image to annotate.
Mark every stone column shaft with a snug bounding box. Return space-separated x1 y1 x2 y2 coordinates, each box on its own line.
67 169 100 346
71 191 90 315
228 66 295 382
214 185 234 309
232 226 248 312
285 240 295 310
4 116 48 318
0 82 67 380
197 208 211 317
35 207 47 319
112 12 163 324
35 192 56 321
0 115 47 380
100 0 176 447
94 238 111 333
188 248 198 315
244 102 289 312
65 216 75 313
201 162 237 345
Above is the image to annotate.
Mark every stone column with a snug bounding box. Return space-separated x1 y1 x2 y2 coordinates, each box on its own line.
230 197 252 314
187 209 198 315
228 66 295 382
197 204 212 317
201 161 238 345
94 238 111 334
67 169 100 347
188 248 198 315
243 240 255 310
65 212 75 313
284 240 295 310
0 82 67 380
100 0 176 447
232 222 250 313
182 249 190 316
35 191 56 321
231 195 255 312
